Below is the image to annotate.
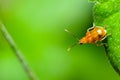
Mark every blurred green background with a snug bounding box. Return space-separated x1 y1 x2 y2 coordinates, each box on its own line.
0 0 120 80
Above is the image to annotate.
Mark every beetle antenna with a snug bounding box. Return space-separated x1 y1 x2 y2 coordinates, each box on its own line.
67 42 79 51
64 29 79 41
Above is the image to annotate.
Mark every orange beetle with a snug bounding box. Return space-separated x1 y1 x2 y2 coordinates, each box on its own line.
65 24 109 51
79 26 107 44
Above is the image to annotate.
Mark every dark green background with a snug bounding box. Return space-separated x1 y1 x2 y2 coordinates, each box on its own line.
0 0 119 80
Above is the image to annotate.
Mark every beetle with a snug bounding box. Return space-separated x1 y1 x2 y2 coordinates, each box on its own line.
65 24 110 51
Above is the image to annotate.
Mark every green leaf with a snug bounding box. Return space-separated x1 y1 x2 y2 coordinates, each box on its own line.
90 0 120 74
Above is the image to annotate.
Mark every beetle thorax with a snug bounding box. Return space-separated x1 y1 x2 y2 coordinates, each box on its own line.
97 29 102 35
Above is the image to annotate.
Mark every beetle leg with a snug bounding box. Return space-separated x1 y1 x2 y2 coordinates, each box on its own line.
100 34 111 41
95 39 108 46
96 43 108 46
100 35 107 41
87 23 96 32
87 26 95 32
93 23 96 26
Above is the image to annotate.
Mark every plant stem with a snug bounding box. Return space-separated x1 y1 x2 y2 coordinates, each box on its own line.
1 24 38 80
